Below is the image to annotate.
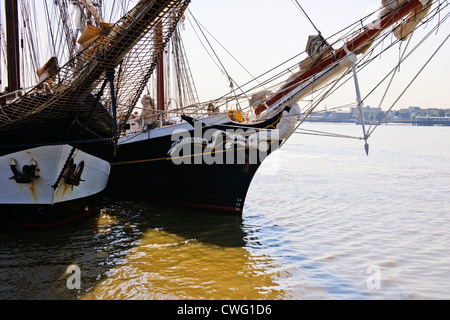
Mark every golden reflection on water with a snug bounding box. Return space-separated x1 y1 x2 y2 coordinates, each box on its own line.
82 230 282 300
81 209 285 300
96 210 122 234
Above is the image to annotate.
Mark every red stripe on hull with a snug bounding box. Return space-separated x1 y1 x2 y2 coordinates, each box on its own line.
134 198 243 214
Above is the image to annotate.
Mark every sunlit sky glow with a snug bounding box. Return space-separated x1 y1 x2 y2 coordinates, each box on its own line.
182 0 450 110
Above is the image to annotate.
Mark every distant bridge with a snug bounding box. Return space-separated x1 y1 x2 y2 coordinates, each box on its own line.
413 117 450 126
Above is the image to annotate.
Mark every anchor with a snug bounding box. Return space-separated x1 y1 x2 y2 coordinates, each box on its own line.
62 158 85 186
9 158 39 183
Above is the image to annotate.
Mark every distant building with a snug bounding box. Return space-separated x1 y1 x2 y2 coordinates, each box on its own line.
350 106 381 115
398 108 412 119
409 106 420 112
408 106 420 118
307 106 449 123
350 105 381 122
308 110 352 122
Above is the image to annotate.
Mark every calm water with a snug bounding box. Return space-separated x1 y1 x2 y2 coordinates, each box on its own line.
1 123 449 300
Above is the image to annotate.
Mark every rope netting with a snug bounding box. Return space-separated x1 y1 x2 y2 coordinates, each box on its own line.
0 0 190 135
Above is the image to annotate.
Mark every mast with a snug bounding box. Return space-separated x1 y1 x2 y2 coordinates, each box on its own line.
5 0 20 92
156 22 165 114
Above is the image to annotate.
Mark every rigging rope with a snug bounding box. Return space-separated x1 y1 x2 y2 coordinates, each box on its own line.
186 10 236 91
186 10 262 88
0 137 114 149
197 0 449 132
289 2 450 142
294 128 363 140
368 33 450 138
186 9 256 116
291 0 322 35
368 34 415 134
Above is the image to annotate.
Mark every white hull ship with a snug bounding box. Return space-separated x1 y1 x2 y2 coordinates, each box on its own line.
0 145 110 227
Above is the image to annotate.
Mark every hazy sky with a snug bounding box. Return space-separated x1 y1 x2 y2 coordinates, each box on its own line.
1 0 448 110
181 0 450 110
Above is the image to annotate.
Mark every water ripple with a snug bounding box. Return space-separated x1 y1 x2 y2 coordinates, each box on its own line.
1 124 450 299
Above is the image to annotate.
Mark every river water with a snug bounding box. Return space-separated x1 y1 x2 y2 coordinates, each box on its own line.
1 123 449 300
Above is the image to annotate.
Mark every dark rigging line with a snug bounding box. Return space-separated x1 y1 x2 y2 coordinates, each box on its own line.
291 0 322 34
186 10 261 87
367 33 450 138
187 9 235 88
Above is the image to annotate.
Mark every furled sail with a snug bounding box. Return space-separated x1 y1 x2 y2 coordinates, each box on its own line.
77 23 114 49
299 34 333 72
37 57 59 84
379 0 433 40
394 0 433 40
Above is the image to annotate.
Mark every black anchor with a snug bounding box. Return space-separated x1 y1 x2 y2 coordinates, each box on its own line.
62 158 85 186
9 158 39 184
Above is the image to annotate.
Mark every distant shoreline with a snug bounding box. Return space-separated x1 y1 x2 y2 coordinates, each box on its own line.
304 119 450 126
304 119 413 124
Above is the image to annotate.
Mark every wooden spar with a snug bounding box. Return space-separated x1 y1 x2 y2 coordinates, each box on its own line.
156 22 165 114
352 64 370 156
5 0 20 92
258 0 424 114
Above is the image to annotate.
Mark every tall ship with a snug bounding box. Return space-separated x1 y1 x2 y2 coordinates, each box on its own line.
0 0 447 226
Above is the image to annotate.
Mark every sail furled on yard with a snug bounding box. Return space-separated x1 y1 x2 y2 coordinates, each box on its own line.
0 0 190 136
